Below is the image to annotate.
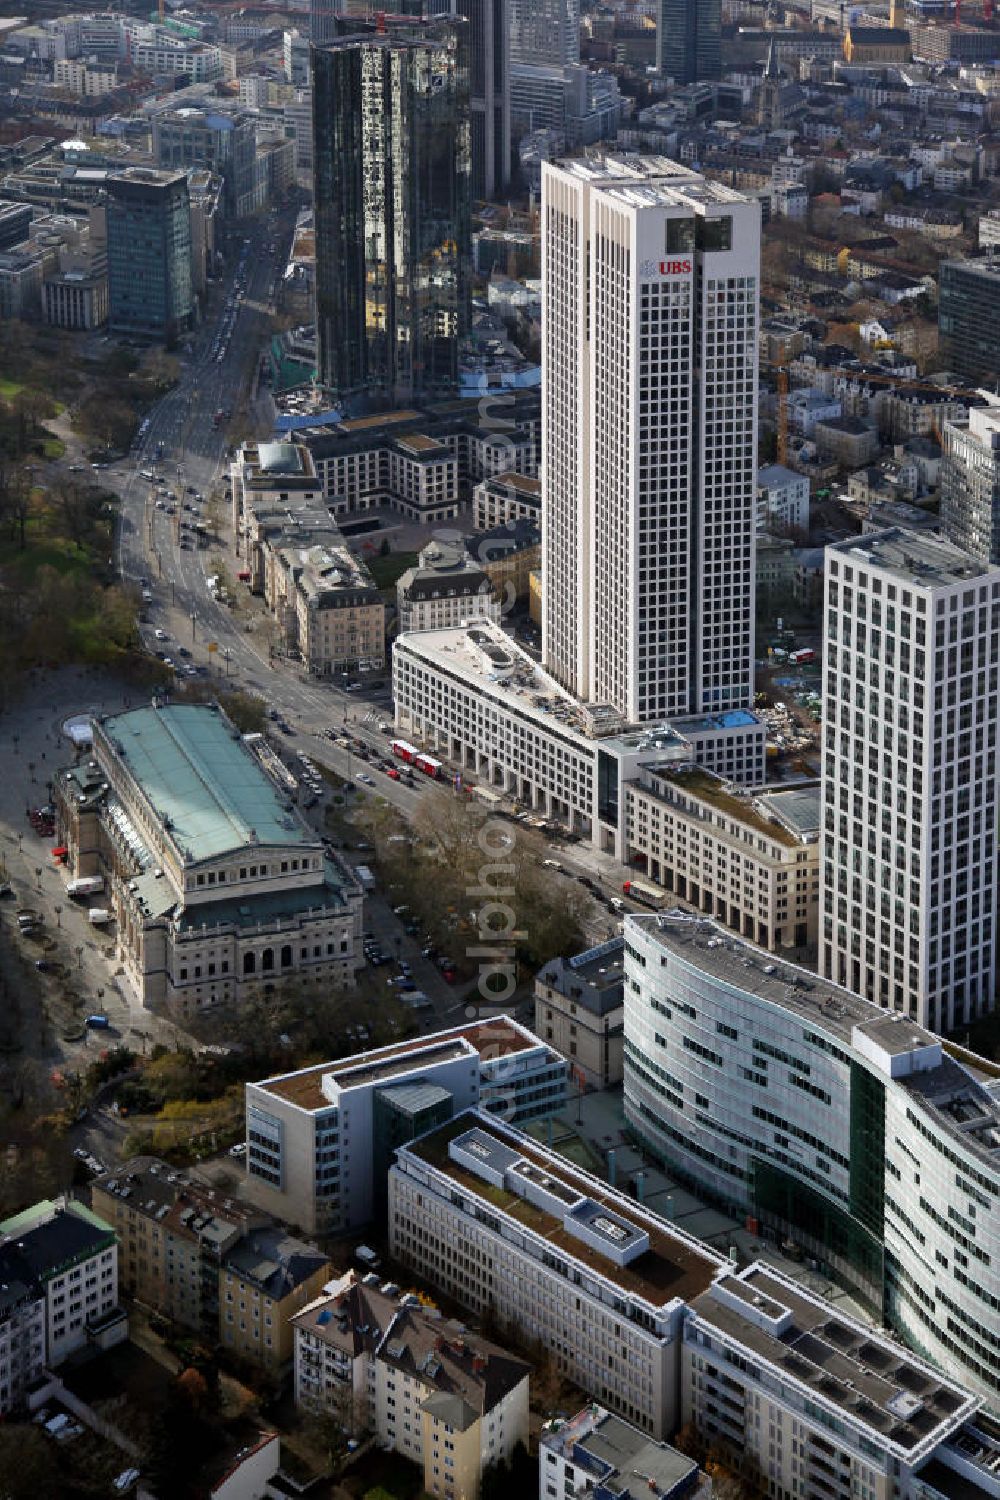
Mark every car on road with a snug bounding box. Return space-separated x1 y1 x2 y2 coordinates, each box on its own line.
542 858 562 871
72 1147 89 1161
228 1142 246 1158
154 628 168 641
356 773 374 785
178 647 192 658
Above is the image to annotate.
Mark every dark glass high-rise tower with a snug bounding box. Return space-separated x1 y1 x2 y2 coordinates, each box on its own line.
312 18 472 408
106 167 193 344
656 0 721 82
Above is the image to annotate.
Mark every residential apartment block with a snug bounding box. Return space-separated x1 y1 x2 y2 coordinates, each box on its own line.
295 1271 530 1500
540 1406 708 1500
92 1159 328 1368
625 769 821 951
533 937 625 1089
55 703 363 1013
820 530 1000 1033
622 913 1000 1406
388 1110 728 1438
231 440 384 677
0 1198 123 1413
244 1018 567 1236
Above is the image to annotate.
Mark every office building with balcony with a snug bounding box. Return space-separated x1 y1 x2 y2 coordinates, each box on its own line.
683 1264 980 1500
55 703 363 1014
622 912 1000 1407
244 1018 567 1235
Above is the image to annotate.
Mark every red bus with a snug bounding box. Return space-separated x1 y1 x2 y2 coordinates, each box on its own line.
391 739 419 764
414 753 442 779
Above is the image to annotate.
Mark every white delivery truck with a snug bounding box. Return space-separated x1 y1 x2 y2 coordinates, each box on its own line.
67 876 104 897
88 908 110 926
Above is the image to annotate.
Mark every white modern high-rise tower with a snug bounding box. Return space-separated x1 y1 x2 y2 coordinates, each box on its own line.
820 528 1000 1034
541 156 760 731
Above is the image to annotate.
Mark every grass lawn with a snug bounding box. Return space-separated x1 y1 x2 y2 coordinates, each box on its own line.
366 550 418 591
0 532 94 581
0 378 23 398
41 435 66 460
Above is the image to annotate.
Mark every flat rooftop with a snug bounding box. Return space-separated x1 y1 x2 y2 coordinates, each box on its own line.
631 914 1000 1167
543 1408 699 1500
396 622 698 754
627 913 919 1048
828 528 997 589
257 1017 539 1111
482 471 541 497
754 784 821 839
537 937 624 1016
394 432 449 456
97 704 318 865
550 153 745 210
404 1111 724 1310
649 767 802 847
690 1266 977 1459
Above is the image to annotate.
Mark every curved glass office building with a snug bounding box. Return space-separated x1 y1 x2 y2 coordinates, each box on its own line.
623 912 1000 1410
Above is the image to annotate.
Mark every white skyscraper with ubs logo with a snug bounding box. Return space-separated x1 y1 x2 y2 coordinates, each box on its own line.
541 156 761 768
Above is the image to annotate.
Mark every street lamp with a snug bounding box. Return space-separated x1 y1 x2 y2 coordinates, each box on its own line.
54 904 62 929
191 612 197 642
34 866 42 892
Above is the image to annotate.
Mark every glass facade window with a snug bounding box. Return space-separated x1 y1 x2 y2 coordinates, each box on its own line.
312 19 472 407
106 168 193 343
656 0 721 83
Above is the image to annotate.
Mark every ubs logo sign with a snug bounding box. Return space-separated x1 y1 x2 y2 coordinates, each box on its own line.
640 259 692 276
